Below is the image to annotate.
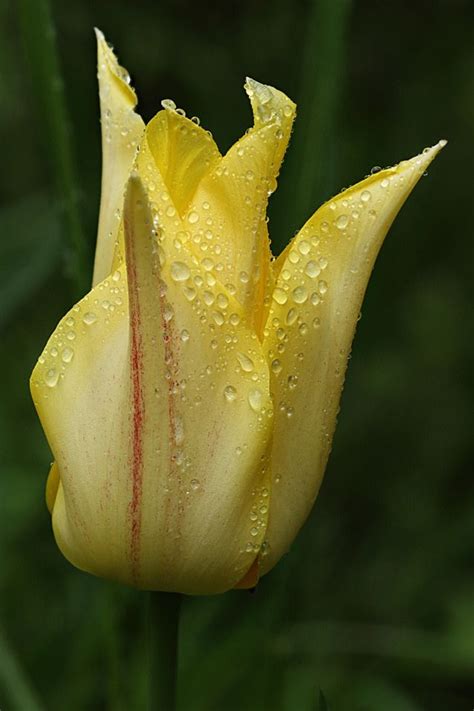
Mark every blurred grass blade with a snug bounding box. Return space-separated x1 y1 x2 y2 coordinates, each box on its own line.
17 0 89 294
0 626 44 711
318 689 329 710
273 0 352 252
0 193 61 332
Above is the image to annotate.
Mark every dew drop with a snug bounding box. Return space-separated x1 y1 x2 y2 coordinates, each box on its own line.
188 211 199 224
224 385 237 402
286 308 298 326
44 368 59 388
183 286 197 301
292 286 308 304
190 478 200 490
272 287 288 305
61 347 74 364
361 190 371 203
237 352 254 372
305 260 320 278
161 98 176 111
318 280 328 295
271 359 282 374
171 261 191 282
298 240 311 255
288 374 298 390
83 312 97 325
248 388 263 412
335 214 349 230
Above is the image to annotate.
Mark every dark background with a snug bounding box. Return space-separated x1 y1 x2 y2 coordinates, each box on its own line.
1 0 473 709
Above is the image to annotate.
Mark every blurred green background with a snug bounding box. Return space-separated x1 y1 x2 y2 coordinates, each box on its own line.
1 0 473 709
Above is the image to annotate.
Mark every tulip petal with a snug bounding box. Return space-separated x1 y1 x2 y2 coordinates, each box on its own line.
189 79 296 330
92 29 145 286
146 109 221 215
261 142 446 575
31 176 273 594
45 461 59 514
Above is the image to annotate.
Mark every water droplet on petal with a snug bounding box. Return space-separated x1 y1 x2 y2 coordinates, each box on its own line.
271 359 282 374
224 385 237 402
272 287 288 305
83 312 97 325
171 261 191 282
44 368 59 388
335 214 349 230
361 190 371 203
248 388 263 412
305 260 320 278
237 352 254 372
292 286 308 304
61 347 74 364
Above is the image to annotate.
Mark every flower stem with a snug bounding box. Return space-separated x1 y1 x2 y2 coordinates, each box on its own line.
148 592 181 711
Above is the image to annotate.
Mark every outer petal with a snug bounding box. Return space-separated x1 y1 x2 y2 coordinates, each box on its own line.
261 141 446 575
189 79 296 330
92 29 145 286
31 177 272 594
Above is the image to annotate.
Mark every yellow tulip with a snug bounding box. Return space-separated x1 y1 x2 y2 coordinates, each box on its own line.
30 31 445 594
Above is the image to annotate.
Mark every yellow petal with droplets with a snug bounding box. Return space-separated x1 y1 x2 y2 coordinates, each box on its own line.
31 176 272 594
261 141 446 575
146 109 221 215
189 78 296 331
92 29 145 286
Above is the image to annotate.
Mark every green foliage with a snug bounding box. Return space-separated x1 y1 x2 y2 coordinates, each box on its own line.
0 0 472 709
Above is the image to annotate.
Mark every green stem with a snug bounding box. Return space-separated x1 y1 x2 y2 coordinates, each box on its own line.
17 0 89 295
148 592 181 711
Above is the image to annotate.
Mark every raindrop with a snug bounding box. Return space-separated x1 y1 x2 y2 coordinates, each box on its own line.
335 214 349 230
292 286 308 304
298 240 311 255
272 287 288 305
188 211 199 224
237 352 254 372
61 347 74 364
361 190 371 203
161 98 176 111
224 385 237 402
83 312 97 325
44 368 59 388
286 308 297 326
171 261 191 282
271 359 282 374
248 388 263 412
305 260 320 278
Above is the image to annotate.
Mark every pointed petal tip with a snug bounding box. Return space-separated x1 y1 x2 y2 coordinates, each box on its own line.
244 76 296 121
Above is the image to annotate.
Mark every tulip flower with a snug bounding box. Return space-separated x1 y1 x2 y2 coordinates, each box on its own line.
31 30 445 595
